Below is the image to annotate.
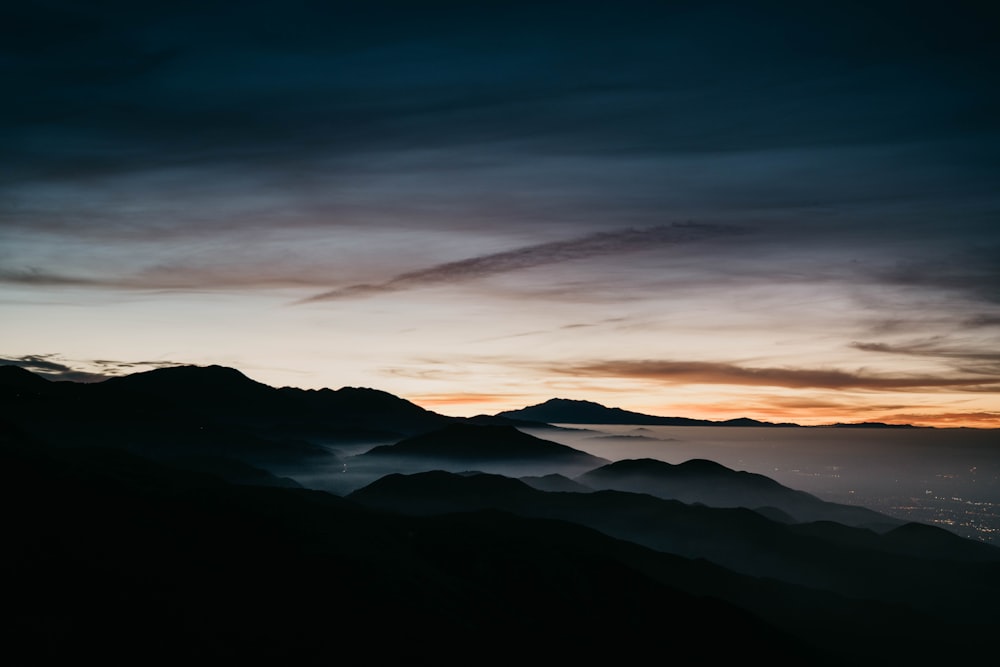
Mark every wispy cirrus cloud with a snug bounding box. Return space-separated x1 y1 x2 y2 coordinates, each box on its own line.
966 314 1000 328
879 249 1000 304
851 339 1000 378
553 359 1000 392
0 264 338 293
296 223 743 304
851 340 1000 363
0 269 107 288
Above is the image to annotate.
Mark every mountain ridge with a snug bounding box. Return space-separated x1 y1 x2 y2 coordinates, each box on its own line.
347 469 1000 610
576 457 905 529
4 361 999 665
1 364 929 428
498 396 922 429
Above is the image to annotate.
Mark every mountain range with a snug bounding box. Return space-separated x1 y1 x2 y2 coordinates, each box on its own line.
3 364 921 430
499 397 918 428
3 362 996 664
347 469 999 606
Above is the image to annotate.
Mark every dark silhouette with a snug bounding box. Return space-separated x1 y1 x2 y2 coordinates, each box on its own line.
519 472 593 492
499 397 914 428
348 470 1000 625
3 362 997 665
2 425 821 666
498 397 800 426
359 423 607 468
577 457 903 528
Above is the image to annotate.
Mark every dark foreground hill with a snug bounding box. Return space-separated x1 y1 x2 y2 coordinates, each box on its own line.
348 470 1000 623
0 364 463 483
3 424 823 666
6 363 998 664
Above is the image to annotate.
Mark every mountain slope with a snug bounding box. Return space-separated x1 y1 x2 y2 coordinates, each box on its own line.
96 364 454 436
348 470 1000 623
577 457 903 528
1 428 824 666
355 423 608 476
498 397 796 426
0 364 458 479
0 364 54 393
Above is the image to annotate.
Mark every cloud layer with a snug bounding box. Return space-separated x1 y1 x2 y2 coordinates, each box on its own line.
0 354 184 383
2 1 999 426
556 359 1000 392
298 223 741 303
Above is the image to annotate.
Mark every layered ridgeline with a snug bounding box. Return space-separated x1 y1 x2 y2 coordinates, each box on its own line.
1 364 457 485
0 364 592 490
347 426 898 527
498 397 915 428
5 362 1000 665
576 458 897 527
4 406 999 665
2 421 820 665
348 470 1000 608
497 397 799 426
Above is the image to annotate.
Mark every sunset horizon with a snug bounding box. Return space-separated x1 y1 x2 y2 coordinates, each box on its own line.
4 355 997 429
4 1 998 430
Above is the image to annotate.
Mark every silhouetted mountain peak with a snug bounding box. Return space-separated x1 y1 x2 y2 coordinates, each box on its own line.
319 386 442 415
498 398 806 427
720 417 797 427
100 364 269 395
360 423 608 467
541 398 606 409
583 458 760 487
500 398 728 426
587 457 672 473
576 457 904 528
587 457 730 476
678 458 731 473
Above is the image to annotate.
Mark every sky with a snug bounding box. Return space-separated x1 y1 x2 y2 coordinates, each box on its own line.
3 0 999 426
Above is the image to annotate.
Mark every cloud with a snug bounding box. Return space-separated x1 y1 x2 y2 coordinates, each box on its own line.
966 314 1000 327
0 269 106 288
850 340 1000 376
297 223 743 303
554 359 1000 392
0 263 340 293
0 354 109 382
879 249 1000 304
0 354 185 382
870 411 1000 429
851 340 1000 361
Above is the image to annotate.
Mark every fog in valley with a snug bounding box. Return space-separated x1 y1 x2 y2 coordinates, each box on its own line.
293 425 1000 545
531 425 1000 544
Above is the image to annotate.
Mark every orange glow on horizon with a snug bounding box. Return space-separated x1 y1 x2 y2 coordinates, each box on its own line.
408 393 533 413
411 393 1000 429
